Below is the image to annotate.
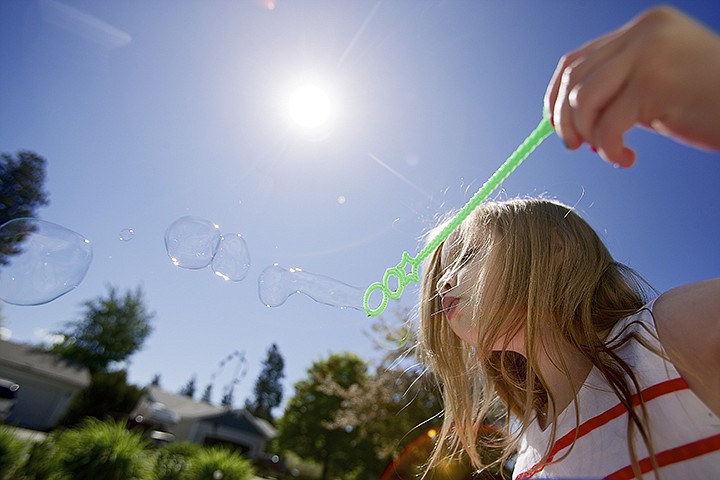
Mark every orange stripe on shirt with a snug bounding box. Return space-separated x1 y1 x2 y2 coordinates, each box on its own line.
516 377 690 479
604 433 720 479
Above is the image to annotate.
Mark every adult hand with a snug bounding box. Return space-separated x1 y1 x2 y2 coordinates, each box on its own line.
545 7 720 167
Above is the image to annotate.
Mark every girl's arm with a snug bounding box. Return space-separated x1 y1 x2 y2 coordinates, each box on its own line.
545 6 720 167
654 278 720 417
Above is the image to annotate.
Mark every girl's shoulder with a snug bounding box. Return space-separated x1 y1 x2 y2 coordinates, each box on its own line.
653 278 720 416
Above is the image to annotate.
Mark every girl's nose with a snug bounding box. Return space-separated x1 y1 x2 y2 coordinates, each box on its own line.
438 277 456 295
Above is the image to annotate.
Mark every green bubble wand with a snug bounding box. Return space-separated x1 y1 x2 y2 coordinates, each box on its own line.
363 116 555 317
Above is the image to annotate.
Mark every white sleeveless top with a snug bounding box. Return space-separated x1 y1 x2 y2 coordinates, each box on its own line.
513 302 720 479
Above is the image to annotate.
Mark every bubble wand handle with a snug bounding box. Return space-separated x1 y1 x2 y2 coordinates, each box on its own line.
363 116 554 317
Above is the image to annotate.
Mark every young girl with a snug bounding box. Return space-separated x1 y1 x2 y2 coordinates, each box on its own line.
418 7 720 479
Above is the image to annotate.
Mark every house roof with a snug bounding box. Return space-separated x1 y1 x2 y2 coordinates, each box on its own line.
146 386 277 439
146 385 222 418
196 409 277 440
0 339 90 388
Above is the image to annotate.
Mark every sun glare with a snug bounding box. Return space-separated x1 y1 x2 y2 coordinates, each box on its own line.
288 84 332 128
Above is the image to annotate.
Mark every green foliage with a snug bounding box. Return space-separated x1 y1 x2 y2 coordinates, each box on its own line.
50 285 154 374
329 310 443 465
277 352 375 479
181 447 255 480
153 442 202 480
52 418 152 480
0 424 27 479
12 423 256 480
59 370 144 427
245 343 285 424
17 438 64 480
363 311 509 479
328 362 442 463
275 311 445 478
0 151 50 265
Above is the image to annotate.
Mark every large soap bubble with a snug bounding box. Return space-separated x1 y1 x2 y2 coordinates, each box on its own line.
212 233 251 281
0 218 93 306
258 264 363 310
164 216 221 270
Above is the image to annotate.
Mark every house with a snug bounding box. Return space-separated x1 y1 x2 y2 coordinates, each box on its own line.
134 386 277 459
0 339 90 431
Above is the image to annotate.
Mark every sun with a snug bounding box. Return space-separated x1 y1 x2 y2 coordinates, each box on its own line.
288 84 332 128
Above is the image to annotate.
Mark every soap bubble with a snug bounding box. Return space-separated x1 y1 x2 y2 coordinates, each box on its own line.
0 218 93 306
258 264 363 310
212 233 251 281
164 216 221 269
119 228 134 241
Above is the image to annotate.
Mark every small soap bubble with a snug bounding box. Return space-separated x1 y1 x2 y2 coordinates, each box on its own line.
164 216 221 270
211 233 251 281
0 218 93 306
119 228 135 241
337 195 346 204
258 264 363 311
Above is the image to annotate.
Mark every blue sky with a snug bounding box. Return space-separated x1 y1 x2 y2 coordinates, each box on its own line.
1 0 719 408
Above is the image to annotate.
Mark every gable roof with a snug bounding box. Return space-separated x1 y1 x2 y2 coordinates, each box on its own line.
145 386 277 439
196 409 277 440
146 385 222 418
0 340 90 388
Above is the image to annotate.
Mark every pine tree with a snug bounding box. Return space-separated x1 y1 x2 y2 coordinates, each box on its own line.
201 384 213 403
179 375 197 398
245 343 285 424
221 388 233 408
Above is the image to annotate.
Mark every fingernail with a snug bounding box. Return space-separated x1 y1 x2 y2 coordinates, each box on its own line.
564 139 581 150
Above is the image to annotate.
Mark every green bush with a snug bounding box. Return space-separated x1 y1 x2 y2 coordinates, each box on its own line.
0 425 26 479
182 447 255 480
52 418 152 480
153 441 202 480
14 420 257 480
18 438 64 480
59 370 145 427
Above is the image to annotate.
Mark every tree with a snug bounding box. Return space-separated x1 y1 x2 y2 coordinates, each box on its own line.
151 374 162 387
288 311 443 477
201 384 213 404
179 375 197 398
356 309 509 479
245 343 285 424
221 389 234 408
0 151 50 265
59 370 145 427
276 353 376 480
325 357 442 460
51 285 154 374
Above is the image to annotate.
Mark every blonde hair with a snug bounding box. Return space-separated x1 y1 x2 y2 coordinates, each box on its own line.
418 197 657 476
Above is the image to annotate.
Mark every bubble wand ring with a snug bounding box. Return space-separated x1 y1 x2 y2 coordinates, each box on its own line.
363 116 554 316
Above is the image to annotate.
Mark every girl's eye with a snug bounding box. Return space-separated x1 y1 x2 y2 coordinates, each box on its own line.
459 248 476 267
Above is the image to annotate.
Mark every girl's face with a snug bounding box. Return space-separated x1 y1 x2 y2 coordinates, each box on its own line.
439 250 484 346
439 244 526 354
